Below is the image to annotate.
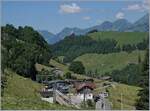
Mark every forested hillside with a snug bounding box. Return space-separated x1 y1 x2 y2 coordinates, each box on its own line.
52 31 148 63
52 33 119 63
1 24 73 109
1 24 52 80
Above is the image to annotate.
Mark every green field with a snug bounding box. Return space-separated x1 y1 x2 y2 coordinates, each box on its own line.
107 83 141 110
2 69 72 110
88 31 148 46
74 50 145 75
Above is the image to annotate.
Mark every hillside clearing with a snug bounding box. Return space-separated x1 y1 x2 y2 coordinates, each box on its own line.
74 50 145 75
88 31 148 46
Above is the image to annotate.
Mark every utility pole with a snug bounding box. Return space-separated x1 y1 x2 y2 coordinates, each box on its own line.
53 82 57 103
83 89 86 108
83 87 87 108
69 85 71 104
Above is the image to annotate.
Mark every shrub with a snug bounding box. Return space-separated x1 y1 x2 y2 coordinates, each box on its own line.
64 72 72 79
69 61 85 74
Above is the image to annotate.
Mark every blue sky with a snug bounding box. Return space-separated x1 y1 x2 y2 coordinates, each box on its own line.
2 0 149 34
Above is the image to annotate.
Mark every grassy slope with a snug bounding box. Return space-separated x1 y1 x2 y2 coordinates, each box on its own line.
88 31 148 46
2 69 72 110
49 59 91 80
49 59 102 82
35 63 53 72
107 83 141 110
75 50 145 75
49 59 69 73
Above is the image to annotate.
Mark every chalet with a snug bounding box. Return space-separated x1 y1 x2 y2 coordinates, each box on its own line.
74 82 96 101
74 82 96 94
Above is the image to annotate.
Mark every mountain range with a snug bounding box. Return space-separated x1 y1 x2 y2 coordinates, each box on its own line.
38 30 60 44
38 14 149 44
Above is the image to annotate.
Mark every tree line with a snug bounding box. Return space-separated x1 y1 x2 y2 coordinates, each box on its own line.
136 49 149 110
52 33 148 63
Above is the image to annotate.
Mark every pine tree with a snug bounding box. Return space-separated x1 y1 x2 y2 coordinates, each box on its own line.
136 49 149 110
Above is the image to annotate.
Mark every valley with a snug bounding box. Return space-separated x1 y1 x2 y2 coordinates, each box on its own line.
1 4 149 110
2 23 148 110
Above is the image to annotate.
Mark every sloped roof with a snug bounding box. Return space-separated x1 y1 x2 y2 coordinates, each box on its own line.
74 82 96 91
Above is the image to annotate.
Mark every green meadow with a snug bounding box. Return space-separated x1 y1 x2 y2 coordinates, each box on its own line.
74 50 145 75
88 31 148 46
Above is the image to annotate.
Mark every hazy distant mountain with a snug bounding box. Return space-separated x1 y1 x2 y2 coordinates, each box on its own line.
86 21 113 32
56 27 86 40
87 19 131 32
38 30 60 44
112 19 132 31
39 14 149 44
125 14 149 32
56 19 132 39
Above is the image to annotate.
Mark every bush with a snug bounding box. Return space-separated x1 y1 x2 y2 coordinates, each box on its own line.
136 38 148 50
86 99 94 107
69 61 85 74
122 44 136 53
64 72 72 79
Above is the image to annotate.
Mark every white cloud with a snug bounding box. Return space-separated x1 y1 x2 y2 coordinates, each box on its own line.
123 1 149 12
59 3 81 14
116 12 124 19
83 16 91 20
126 4 141 10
